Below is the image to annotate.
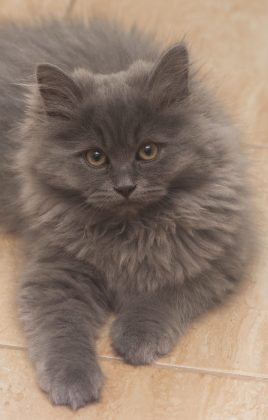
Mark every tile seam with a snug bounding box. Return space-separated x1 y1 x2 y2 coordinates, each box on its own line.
1 345 267 383
64 0 77 17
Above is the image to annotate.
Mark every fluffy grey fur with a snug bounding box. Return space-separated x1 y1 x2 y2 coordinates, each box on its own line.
0 19 254 409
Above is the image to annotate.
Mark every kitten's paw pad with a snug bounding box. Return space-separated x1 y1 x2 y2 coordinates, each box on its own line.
38 362 104 410
111 316 174 365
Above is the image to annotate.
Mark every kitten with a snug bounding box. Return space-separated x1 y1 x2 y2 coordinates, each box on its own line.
0 19 254 409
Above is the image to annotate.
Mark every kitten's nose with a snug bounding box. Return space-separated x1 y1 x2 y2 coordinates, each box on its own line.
114 184 136 198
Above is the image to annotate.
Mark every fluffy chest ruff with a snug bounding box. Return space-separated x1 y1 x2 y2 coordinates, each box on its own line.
61 215 229 294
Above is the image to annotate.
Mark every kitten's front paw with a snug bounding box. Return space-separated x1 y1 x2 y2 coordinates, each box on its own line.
37 360 104 410
111 313 176 365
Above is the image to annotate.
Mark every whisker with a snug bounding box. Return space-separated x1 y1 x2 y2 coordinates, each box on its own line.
10 82 36 88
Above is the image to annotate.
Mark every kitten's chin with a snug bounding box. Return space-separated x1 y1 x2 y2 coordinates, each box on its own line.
87 188 167 219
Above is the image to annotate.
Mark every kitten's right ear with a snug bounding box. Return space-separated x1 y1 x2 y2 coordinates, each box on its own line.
147 43 189 109
36 64 82 120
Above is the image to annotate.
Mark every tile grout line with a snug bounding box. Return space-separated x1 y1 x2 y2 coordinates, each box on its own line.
2 345 268 383
152 361 268 383
64 0 77 17
244 144 268 149
98 356 268 382
245 145 268 149
0 344 25 350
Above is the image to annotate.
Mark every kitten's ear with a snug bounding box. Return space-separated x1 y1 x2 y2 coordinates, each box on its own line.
36 64 82 120
148 44 189 108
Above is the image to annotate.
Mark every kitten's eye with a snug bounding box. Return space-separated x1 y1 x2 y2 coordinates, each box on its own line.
85 149 108 167
138 143 158 161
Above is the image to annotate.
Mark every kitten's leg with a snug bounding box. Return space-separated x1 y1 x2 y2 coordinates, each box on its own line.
112 272 234 365
18 251 109 410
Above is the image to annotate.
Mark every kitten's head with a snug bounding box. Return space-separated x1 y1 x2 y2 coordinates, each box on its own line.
23 44 219 220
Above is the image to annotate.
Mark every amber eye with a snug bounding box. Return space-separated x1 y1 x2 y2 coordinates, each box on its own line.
138 143 158 161
85 149 108 167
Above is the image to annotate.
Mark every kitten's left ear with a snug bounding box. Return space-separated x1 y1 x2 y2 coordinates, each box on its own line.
36 63 82 120
147 43 189 108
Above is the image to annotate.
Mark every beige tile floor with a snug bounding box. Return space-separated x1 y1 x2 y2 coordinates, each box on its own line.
0 1 268 419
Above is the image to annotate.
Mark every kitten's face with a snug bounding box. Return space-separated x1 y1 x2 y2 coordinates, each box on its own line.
67 87 187 214
28 44 209 218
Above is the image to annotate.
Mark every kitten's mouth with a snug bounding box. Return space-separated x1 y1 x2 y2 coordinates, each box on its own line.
89 193 164 218
110 197 146 212
88 188 166 216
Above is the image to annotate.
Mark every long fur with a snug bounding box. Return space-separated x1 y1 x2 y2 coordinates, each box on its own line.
0 19 255 409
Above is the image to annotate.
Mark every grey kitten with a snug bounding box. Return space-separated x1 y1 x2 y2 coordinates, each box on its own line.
0 19 254 409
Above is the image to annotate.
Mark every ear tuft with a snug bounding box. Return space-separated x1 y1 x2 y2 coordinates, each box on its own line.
36 64 81 120
148 43 189 108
